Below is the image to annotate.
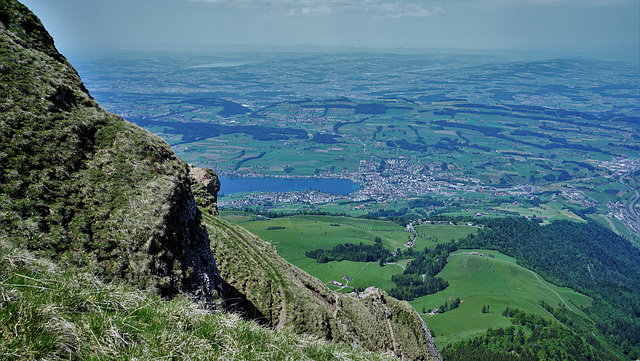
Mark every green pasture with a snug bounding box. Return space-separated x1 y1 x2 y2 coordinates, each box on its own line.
585 190 619 205
233 215 412 251
317 260 402 292
290 215 404 231
411 250 592 348
413 224 479 242
222 212 410 289
223 214 410 290
490 201 585 223
221 212 599 349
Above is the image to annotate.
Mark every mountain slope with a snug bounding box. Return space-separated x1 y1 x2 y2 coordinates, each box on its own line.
0 1 441 359
205 213 440 360
0 235 401 361
0 0 223 305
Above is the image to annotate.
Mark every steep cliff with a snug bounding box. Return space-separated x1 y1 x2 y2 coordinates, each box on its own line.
0 1 441 359
204 213 441 360
189 164 221 216
0 0 222 306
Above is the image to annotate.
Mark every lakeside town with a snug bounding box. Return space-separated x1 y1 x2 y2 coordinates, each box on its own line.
219 157 640 236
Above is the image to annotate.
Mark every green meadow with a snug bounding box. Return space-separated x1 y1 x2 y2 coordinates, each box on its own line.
413 224 479 242
487 200 586 224
226 213 595 349
410 250 592 348
226 214 413 290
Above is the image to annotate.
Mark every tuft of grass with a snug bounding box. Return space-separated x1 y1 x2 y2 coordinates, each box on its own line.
0 237 399 361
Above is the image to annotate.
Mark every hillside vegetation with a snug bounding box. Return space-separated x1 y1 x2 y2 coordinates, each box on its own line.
0 237 399 361
0 1 441 359
205 213 440 360
228 210 640 360
0 0 222 305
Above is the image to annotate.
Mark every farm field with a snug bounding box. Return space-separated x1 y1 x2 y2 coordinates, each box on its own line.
225 213 414 290
414 224 479 242
489 202 586 223
73 51 640 239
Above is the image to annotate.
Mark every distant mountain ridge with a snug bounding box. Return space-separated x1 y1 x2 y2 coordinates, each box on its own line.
0 1 441 359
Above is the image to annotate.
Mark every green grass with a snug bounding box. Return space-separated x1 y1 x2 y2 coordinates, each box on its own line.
413 224 479 242
307 260 402 292
489 201 585 223
223 214 597 351
226 215 412 290
291 215 405 232
0 237 399 361
607 216 640 248
409 250 592 348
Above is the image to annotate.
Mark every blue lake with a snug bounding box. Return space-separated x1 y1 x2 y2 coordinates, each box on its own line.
218 176 359 196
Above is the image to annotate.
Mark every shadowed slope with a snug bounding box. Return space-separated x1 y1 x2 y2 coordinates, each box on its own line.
205 213 441 360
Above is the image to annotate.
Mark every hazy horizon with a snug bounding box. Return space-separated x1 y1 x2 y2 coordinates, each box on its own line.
19 0 640 61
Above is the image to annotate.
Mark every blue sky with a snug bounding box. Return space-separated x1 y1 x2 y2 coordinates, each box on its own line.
20 0 640 56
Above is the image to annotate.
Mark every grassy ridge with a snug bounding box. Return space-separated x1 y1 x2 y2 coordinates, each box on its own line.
0 237 399 361
226 213 598 355
205 213 441 360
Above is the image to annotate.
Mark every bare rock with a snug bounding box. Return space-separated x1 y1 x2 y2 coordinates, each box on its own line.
189 165 221 215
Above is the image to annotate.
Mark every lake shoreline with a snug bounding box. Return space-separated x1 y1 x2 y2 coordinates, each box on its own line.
218 176 360 196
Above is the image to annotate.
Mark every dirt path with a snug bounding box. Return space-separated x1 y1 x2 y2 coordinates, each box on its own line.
370 288 406 359
385 262 406 271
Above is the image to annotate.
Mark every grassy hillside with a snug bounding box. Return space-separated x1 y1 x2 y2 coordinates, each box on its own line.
204 213 441 360
410 251 592 348
223 213 478 292
0 237 400 361
227 212 602 352
0 0 222 305
223 214 409 290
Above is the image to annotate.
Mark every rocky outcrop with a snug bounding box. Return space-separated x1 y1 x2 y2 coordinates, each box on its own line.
206 215 442 361
1 1 442 358
189 165 220 215
0 0 222 306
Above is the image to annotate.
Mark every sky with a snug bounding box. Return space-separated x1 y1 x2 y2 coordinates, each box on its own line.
19 0 640 56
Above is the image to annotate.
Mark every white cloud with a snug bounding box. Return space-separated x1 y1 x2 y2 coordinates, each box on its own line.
372 3 445 19
190 0 445 19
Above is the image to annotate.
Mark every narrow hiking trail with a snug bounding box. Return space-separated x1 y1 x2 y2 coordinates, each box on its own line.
360 288 407 360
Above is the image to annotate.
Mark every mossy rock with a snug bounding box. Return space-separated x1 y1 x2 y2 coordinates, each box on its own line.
0 0 222 306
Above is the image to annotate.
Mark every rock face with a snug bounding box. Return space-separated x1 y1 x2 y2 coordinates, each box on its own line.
0 0 222 306
1 1 442 359
206 215 443 361
189 165 221 215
